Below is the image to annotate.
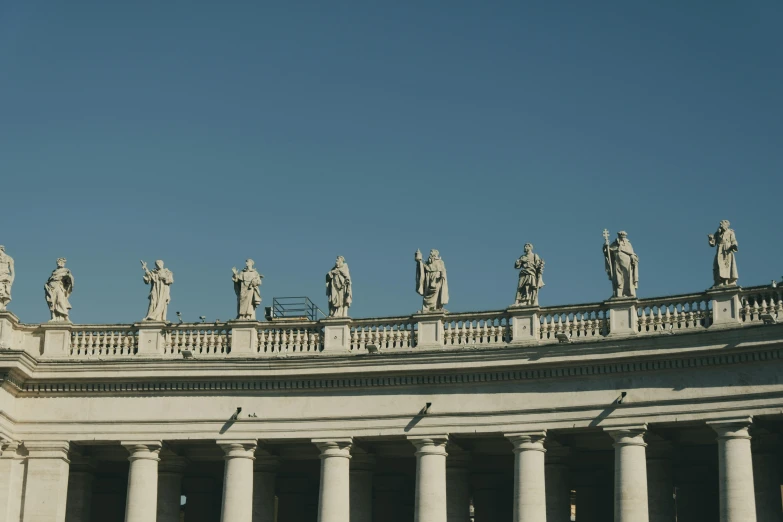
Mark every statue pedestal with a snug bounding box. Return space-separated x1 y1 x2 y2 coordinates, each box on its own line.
321 317 352 353
41 322 73 357
414 310 446 349
604 297 638 337
135 322 166 355
229 321 259 356
507 305 540 345
707 286 742 328
0 311 19 350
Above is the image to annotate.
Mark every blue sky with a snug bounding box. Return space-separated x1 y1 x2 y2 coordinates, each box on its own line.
1 1 781 324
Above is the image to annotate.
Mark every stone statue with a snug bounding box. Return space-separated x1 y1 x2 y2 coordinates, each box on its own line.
326 256 352 317
44 258 74 322
513 243 545 306
232 259 263 320
141 260 174 322
603 230 639 298
415 249 449 312
708 220 738 287
0 246 14 311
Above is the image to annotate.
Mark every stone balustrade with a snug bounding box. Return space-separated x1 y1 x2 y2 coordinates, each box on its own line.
2 284 780 360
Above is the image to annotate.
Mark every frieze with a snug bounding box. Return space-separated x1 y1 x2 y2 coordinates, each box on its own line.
7 345 782 396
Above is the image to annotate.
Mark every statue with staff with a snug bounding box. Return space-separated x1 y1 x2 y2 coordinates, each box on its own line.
232 259 263 320
708 219 738 287
415 248 449 312
513 243 545 306
603 229 639 298
141 259 174 321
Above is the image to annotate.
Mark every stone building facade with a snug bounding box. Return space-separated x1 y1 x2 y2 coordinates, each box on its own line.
1 284 782 522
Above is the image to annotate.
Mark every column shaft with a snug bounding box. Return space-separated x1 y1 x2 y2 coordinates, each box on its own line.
21 441 71 522
507 432 547 522
609 428 649 522
409 436 449 522
123 441 162 522
219 441 257 522
710 421 757 522
0 442 26 522
314 439 352 522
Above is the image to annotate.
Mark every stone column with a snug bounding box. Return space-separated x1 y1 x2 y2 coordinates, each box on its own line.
218 440 257 522
709 419 758 522
446 445 470 522
65 453 96 522
157 455 188 522
646 441 675 522
607 426 649 522
0 441 26 522
545 442 571 522
506 431 547 522
350 451 375 522
313 438 352 522
252 451 279 522
123 441 162 522
409 436 449 522
21 441 71 522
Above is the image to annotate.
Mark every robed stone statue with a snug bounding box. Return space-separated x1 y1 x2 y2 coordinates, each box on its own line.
142 260 174 321
415 249 449 312
232 259 263 320
326 256 352 317
45 258 74 322
603 230 639 298
514 243 545 306
0 246 14 311
708 220 738 287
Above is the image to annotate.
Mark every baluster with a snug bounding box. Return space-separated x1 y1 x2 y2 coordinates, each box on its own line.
663 306 672 331
751 297 760 322
775 292 783 320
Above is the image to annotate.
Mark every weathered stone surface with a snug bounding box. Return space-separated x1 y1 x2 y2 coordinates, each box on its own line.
141 259 173 321
232 259 263 321
44 258 74 323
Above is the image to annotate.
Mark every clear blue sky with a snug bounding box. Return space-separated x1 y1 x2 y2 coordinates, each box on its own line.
1 1 781 324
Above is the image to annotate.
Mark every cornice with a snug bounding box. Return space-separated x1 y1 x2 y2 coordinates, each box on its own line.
2 339 781 397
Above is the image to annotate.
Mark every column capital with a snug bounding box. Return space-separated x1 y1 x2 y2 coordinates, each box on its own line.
707 416 752 439
408 435 449 456
0 439 23 459
506 430 547 453
605 424 648 447
313 438 352 459
24 440 71 461
122 441 162 461
217 440 258 459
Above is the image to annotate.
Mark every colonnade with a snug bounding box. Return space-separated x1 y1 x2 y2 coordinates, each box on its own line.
1 419 775 522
